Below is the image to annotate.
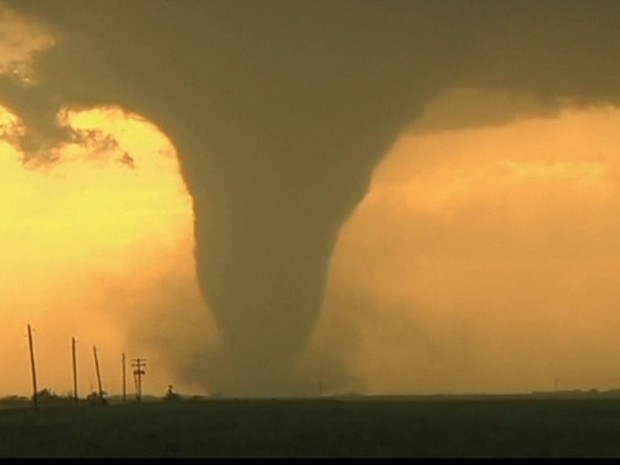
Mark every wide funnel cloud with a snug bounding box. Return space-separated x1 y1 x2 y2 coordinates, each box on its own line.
3 0 620 395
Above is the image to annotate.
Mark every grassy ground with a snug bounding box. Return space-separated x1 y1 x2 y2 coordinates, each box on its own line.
1 397 620 457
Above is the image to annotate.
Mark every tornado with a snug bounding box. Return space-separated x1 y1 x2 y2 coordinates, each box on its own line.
4 0 620 395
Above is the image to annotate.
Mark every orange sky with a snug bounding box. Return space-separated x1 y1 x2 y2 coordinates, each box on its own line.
0 105 218 398
3 89 620 397
306 99 620 395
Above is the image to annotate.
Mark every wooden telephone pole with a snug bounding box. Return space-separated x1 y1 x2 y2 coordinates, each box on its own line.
93 346 104 401
122 352 127 403
72 337 78 403
27 324 38 409
131 358 146 401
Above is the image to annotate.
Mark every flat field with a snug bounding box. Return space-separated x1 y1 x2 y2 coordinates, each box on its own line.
1 396 620 457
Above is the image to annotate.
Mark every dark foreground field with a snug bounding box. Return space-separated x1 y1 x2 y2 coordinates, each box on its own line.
2 396 620 457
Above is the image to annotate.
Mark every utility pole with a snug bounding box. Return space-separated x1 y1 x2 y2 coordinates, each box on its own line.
93 346 104 401
72 337 78 404
131 358 146 402
27 324 38 409
122 352 127 403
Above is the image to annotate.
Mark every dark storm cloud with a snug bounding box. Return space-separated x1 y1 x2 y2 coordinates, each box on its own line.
3 0 620 395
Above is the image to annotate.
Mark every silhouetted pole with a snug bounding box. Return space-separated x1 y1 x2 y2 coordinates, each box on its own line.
27 324 38 409
131 358 146 402
72 337 78 403
122 352 127 403
93 346 104 399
